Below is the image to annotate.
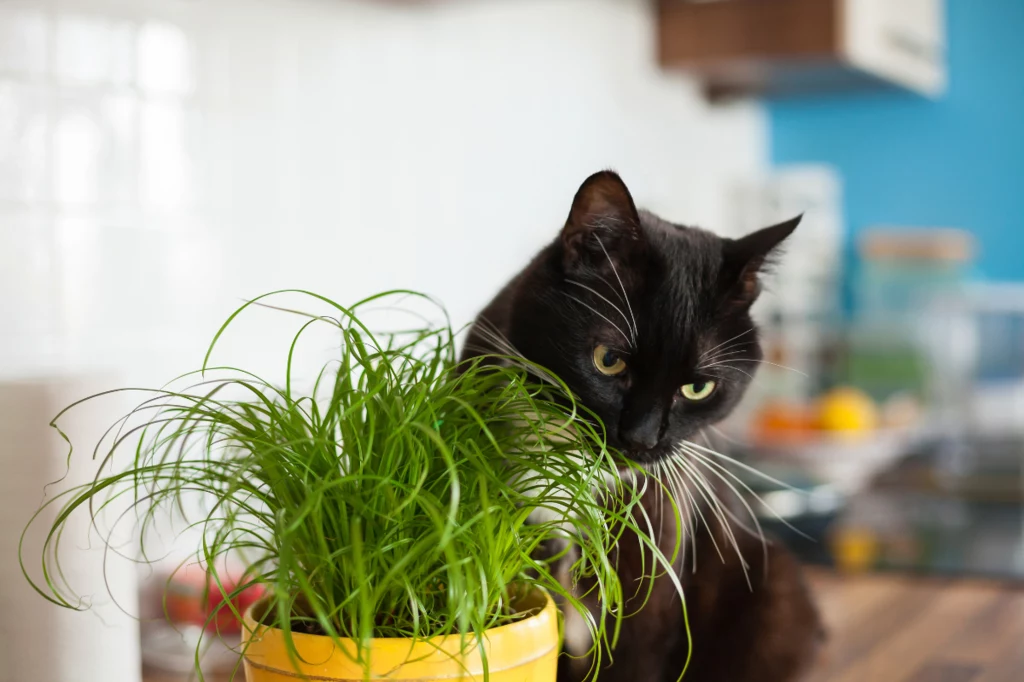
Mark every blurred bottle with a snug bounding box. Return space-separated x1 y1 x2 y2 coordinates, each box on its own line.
849 227 975 411
728 165 844 433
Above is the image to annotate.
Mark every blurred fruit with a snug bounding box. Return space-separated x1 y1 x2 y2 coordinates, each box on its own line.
752 401 817 445
831 526 879 573
164 565 266 633
817 387 879 436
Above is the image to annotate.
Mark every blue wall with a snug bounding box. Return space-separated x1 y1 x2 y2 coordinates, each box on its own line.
769 0 1024 281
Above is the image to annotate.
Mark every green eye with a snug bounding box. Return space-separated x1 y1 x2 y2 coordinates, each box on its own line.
593 345 627 376
681 380 716 401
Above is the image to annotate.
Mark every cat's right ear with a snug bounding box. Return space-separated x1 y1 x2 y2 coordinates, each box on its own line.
561 171 646 274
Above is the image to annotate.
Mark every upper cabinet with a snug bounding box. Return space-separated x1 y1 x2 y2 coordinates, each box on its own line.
657 0 946 100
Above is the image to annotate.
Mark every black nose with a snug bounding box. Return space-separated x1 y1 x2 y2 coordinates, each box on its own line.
620 410 662 451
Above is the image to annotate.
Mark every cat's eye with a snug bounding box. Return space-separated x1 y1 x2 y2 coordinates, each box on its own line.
593 345 627 376
681 380 716 401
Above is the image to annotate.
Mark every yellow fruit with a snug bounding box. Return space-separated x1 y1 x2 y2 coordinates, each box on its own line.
817 387 879 434
832 527 879 573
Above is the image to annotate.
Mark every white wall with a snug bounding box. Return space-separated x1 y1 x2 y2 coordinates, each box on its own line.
0 0 766 387
0 1 765 676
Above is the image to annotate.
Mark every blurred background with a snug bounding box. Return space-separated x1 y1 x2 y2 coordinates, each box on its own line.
1 0 1022 680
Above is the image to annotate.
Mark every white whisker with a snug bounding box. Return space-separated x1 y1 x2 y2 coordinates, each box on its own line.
722 358 810 378
706 425 747 448
469 323 561 386
661 458 703 573
682 440 806 493
702 342 757 363
653 461 667 547
683 447 769 574
591 272 628 307
682 440 814 541
593 235 639 344
699 328 755 361
666 456 729 565
565 294 632 347
565 279 636 343
698 362 755 380
654 461 689 570
674 455 752 589
700 348 750 365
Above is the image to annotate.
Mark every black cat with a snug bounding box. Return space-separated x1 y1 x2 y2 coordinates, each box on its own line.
462 171 824 682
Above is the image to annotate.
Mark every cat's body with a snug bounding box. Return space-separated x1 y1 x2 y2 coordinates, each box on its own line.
462 171 824 681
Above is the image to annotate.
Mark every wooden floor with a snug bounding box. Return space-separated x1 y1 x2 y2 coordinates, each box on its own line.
805 570 1024 682
143 570 1024 682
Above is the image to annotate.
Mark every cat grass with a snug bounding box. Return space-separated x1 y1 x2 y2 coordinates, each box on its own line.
20 289 687 680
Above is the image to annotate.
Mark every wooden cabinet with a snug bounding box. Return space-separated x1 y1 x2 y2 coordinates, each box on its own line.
657 0 946 100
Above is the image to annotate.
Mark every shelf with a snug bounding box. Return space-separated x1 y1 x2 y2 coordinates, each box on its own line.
657 0 946 101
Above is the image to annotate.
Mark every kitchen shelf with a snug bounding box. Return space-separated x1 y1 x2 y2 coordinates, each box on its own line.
657 0 946 101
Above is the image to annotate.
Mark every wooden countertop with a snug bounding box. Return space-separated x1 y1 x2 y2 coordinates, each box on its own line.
806 569 1024 682
144 570 1024 682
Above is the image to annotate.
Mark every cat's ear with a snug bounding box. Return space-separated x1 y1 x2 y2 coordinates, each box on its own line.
561 171 645 273
721 215 801 306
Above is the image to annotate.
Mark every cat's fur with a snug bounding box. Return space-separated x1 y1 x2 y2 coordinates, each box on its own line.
461 171 824 682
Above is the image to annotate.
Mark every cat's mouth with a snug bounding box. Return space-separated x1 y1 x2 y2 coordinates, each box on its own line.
620 444 676 465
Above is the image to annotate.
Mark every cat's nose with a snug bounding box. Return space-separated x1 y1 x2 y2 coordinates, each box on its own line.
620 411 662 451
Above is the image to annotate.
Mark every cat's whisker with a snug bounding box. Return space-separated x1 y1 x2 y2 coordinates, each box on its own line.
475 318 521 353
663 454 704 569
626 478 661 602
707 340 757 354
674 455 753 589
653 461 667 549
701 342 757 364
675 454 747 558
565 279 636 343
706 425 748 448
467 328 519 361
565 294 633 348
668 461 700 573
682 446 769 574
686 456 770 568
662 456 716 569
682 440 807 494
687 447 812 545
472 321 522 359
466 325 561 387
654 461 689 570
722 358 810 378
593 234 639 344
699 328 755 361
698 362 756 380
471 318 517 352
682 440 814 541
590 272 628 308
672 455 742 567
699 348 750 365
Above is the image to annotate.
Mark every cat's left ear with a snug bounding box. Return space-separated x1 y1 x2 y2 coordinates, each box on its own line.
721 215 802 306
561 170 646 275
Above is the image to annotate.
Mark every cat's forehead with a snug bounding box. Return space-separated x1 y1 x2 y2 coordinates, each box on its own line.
639 213 724 300
639 210 724 265
634 212 734 356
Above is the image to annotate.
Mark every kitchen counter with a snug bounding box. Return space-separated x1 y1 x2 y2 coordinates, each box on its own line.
807 569 1024 682
142 569 1024 682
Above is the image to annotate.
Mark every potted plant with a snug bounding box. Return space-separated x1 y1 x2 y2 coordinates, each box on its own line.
21 290 684 681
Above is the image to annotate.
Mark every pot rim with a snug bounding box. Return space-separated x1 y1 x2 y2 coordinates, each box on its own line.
241 585 556 644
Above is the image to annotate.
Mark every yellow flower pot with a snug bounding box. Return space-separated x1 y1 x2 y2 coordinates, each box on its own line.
241 590 559 681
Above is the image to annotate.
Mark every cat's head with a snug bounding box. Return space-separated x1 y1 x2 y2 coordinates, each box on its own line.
505 170 799 464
